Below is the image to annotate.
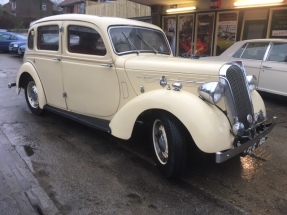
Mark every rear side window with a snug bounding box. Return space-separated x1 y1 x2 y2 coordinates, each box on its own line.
267 43 287 62
37 25 59 51
67 25 106 56
28 30 34 50
240 42 269 60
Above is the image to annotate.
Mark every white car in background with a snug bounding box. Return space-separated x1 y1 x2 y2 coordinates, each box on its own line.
202 39 287 97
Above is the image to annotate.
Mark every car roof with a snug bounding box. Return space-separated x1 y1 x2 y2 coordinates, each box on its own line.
30 14 162 31
220 38 287 57
1 32 26 37
237 38 287 43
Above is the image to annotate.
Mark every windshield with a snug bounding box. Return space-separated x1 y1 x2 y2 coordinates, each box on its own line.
109 26 171 55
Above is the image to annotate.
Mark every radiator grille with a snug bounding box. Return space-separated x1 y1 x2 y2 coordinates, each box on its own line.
226 65 253 128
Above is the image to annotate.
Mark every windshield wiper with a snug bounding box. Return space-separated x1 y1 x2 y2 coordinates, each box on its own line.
122 32 140 55
136 34 158 54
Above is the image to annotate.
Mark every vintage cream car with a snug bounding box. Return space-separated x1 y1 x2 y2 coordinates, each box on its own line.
9 14 277 178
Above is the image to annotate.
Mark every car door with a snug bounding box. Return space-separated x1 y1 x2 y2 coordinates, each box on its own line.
61 21 120 117
33 22 67 109
258 42 287 96
0 34 15 51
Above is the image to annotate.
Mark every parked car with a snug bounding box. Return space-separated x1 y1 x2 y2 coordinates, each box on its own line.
216 32 236 55
0 32 27 52
202 39 287 97
9 14 277 178
179 36 209 58
9 40 27 54
18 44 26 57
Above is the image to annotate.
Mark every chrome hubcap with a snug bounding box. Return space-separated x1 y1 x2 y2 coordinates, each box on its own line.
27 81 39 109
153 119 168 165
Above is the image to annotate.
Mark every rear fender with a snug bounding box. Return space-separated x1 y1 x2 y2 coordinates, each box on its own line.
16 62 46 109
110 89 234 153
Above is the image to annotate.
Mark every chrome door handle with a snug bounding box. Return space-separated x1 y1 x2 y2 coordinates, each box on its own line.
262 65 272 69
52 58 61 61
101 64 113 68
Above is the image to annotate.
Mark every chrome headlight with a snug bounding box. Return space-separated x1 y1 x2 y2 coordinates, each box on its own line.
13 44 19 48
246 75 257 92
198 82 224 105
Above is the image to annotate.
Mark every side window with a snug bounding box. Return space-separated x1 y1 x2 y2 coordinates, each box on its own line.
28 30 34 50
267 43 287 62
68 25 106 56
0 34 11 40
37 25 59 51
240 42 269 60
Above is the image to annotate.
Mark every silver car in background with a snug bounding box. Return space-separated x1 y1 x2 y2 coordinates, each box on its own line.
202 39 287 97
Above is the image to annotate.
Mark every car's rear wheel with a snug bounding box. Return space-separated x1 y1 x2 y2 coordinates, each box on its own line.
25 77 43 115
152 113 187 178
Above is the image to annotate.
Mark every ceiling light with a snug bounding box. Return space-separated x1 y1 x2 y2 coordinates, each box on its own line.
234 0 283 7
166 6 196 13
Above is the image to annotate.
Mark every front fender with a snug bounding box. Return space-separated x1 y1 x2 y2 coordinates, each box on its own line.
16 62 47 109
251 90 266 115
110 89 234 153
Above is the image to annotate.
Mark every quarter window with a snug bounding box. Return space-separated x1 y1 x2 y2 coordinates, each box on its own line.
10 35 17 40
37 25 59 51
233 43 247 58
68 25 106 56
28 30 34 50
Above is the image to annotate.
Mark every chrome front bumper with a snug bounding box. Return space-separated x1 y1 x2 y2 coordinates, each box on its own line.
216 116 277 163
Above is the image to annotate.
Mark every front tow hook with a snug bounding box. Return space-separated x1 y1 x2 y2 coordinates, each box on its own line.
8 82 16 88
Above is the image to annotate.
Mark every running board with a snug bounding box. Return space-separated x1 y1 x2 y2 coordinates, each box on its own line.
44 105 111 133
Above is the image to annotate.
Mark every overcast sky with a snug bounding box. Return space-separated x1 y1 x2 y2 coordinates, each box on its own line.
0 0 8 5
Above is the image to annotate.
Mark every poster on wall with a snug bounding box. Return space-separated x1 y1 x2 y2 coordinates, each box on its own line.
269 8 287 38
177 15 194 58
215 11 238 55
162 16 177 55
195 13 215 57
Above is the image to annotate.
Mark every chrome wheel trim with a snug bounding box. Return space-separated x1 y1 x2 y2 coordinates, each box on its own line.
152 119 168 165
27 81 39 109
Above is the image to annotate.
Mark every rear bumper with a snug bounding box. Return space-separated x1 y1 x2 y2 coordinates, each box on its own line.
216 116 277 163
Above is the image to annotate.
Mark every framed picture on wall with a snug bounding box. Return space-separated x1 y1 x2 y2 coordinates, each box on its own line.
162 16 177 55
242 20 267 40
268 8 287 38
214 11 238 56
177 14 194 58
195 12 215 57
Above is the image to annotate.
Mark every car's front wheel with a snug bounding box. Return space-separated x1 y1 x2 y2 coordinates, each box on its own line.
25 77 43 115
152 113 187 178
